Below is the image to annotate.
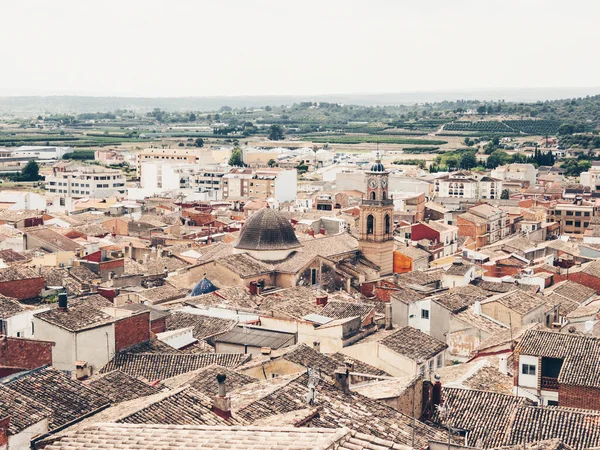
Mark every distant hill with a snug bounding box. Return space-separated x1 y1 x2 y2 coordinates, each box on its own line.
2 87 600 115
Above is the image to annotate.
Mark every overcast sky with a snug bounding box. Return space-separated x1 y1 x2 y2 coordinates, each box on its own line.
1 0 599 97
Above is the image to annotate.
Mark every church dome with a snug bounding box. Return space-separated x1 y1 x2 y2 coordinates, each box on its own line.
190 275 217 297
370 153 386 172
234 208 301 253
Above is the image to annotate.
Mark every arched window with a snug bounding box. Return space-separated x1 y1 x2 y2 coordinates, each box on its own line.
382 191 387 200
370 191 376 200
385 214 390 235
367 214 374 235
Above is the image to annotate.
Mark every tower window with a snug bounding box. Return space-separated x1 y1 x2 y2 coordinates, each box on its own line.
382 191 387 200
370 191 376 200
385 214 390 235
367 215 374 235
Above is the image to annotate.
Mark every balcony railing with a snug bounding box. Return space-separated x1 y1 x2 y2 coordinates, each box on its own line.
361 199 394 206
541 376 559 391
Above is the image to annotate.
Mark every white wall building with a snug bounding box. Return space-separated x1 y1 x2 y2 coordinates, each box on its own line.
491 163 537 186
45 165 126 199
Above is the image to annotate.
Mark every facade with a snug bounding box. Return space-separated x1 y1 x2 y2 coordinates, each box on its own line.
458 204 509 249
358 156 395 275
491 163 537 187
222 168 297 203
547 201 596 235
410 221 458 258
45 165 126 199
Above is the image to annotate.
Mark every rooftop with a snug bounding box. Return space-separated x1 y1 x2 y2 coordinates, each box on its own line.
380 326 448 361
35 303 115 332
234 208 302 252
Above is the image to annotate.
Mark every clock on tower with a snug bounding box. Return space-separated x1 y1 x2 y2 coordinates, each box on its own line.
358 153 395 275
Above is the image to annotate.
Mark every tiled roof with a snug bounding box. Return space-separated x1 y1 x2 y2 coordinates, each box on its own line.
476 322 541 353
26 227 83 251
119 337 179 354
380 326 448 361
516 329 600 388
68 265 100 283
483 290 547 315
4 366 110 429
430 285 491 313
320 300 375 321
217 253 273 278
0 385 52 435
239 343 388 378
505 406 600 450
100 353 251 381
143 256 190 276
118 387 247 426
39 266 85 295
70 293 114 309
34 303 114 332
41 424 410 450
453 307 507 334
473 280 517 294
394 244 430 260
182 365 256 396
118 303 170 322
0 248 27 263
236 373 448 447
0 265 40 282
550 280 596 304
215 326 295 350
86 370 164 403
185 285 260 310
492 439 572 450
581 259 600 278
167 311 237 341
0 295 24 318
445 261 475 277
430 387 530 448
138 284 186 305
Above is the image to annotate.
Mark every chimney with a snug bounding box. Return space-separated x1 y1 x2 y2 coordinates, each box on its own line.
499 355 508 376
473 301 482 316
316 295 328 307
344 359 355 372
58 292 68 310
249 281 258 296
126 243 133 259
312 341 321 353
260 347 272 358
334 366 350 394
385 302 393 330
319 227 325 235
0 416 9 448
432 374 442 409
212 373 231 419
157 245 163 258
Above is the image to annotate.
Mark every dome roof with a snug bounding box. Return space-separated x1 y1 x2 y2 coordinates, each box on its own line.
370 161 386 172
234 208 301 252
190 275 217 297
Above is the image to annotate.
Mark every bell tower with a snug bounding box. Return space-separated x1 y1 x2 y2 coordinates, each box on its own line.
358 154 395 275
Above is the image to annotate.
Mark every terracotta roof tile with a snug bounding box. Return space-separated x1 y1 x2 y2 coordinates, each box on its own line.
380 326 448 361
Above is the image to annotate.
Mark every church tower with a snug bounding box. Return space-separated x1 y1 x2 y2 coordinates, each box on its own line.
358 154 395 275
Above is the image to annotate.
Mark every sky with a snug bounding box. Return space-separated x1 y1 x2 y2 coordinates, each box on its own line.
1 0 599 97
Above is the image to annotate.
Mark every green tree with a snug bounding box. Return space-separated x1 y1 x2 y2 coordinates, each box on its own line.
464 137 473 147
228 147 244 167
267 159 277 167
268 124 284 141
459 152 477 170
20 160 42 181
189 112 197 121
194 138 204 147
558 123 575 135
501 189 510 199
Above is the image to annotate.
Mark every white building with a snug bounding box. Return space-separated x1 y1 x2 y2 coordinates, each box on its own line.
45 165 126 199
0 146 71 161
0 191 46 210
491 163 537 187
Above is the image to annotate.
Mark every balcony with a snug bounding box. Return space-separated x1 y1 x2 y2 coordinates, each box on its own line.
541 376 559 391
362 199 394 207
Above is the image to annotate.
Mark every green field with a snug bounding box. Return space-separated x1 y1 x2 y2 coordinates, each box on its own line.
302 135 448 145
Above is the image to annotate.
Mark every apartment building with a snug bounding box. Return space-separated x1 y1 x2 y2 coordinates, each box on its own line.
140 161 227 199
136 148 231 176
45 165 126 199
491 163 537 187
547 200 597 235
222 168 297 203
458 203 509 248
435 173 502 200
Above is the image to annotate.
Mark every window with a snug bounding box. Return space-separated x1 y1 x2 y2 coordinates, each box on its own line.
555 210 561 216
311 268 317 285
575 212 581 217
437 354 443 369
566 211 573 216
522 364 536 375
366 215 374 235
370 191 376 200
548 400 559 406
574 221 581 227
585 222 590 227
585 211 591 217
31 321 34 335
421 309 430 320
566 221 573 226
385 214 390 235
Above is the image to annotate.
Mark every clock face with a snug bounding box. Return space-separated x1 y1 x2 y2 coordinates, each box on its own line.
368 178 377 189
381 177 388 188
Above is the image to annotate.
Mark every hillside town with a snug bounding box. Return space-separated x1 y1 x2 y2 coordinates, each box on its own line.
1 133 600 450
